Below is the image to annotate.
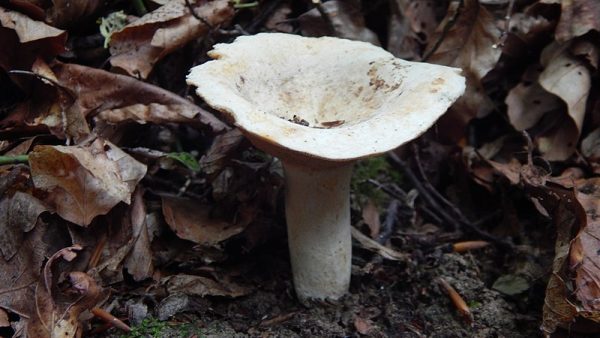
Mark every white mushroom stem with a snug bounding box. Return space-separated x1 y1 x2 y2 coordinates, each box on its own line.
282 160 354 302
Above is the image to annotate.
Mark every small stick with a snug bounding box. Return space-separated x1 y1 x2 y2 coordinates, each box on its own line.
438 278 474 325
91 307 131 332
377 199 399 244
312 0 336 36
423 0 464 61
0 155 28 165
453 240 490 253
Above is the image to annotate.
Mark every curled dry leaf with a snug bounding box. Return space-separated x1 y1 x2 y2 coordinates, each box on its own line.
361 199 381 239
426 0 501 118
199 128 244 175
29 138 147 226
537 41 591 160
554 0 600 42
51 62 227 133
298 0 380 45
109 0 234 79
162 196 246 246
0 7 66 71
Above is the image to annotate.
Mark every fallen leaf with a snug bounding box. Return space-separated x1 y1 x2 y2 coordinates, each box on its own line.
164 274 252 298
426 0 502 118
199 128 244 175
298 0 379 45
46 0 104 28
29 138 147 226
361 199 381 239
124 188 154 281
554 0 600 42
537 41 591 160
109 0 234 79
0 6 66 71
387 0 438 59
0 308 8 327
28 246 103 338
162 196 246 246
48 62 227 133
0 191 47 260
354 315 374 335
506 65 564 131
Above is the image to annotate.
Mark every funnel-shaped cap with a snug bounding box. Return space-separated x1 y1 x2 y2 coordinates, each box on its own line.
188 33 465 163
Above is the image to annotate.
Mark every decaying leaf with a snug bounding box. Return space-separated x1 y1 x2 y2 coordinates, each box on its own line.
199 128 244 175
506 65 563 131
387 0 437 59
537 41 591 160
426 0 501 118
109 0 234 79
46 0 104 28
0 7 66 71
29 138 147 226
0 191 47 260
162 196 246 246
361 199 381 239
124 188 154 281
51 62 227 132
554 0 600 42
28 246 103 338
298 0 379 45
164 274 251 298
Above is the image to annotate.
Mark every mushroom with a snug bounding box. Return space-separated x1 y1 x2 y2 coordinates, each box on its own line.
187 33 465 303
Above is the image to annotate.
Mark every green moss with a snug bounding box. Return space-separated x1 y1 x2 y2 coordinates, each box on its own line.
120 318 168 338
351 156 402 206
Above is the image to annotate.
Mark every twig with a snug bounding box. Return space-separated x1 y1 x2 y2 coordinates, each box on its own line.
377 199 399 244
0 154 28 165
245 0 284 33
495 0 516 49
91 307 131 332
387 151 513 250
423 0 464 61
311 0 336 36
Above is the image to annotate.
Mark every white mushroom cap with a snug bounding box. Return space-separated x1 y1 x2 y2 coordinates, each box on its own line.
187 33 465 164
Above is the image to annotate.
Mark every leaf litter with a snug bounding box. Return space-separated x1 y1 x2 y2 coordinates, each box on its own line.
0 0 600 337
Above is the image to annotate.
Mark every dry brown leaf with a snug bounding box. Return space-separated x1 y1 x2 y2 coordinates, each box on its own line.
426 0 501 118
124 188 154 281
29 138 147 226
199 128 244 175
361 199 381 239
162 196 246 246
48 62 227 133
0 191 47 260
0 308 8 327
537 41 591 160
28 246 103 338
354 315 374 335
387 0 437 59
298 0 379 46
506 65 564 131
554 0 600 42
109 0 234 79
164 274 252 298
0 6 66 71
570 179 600 314
46 0 104 28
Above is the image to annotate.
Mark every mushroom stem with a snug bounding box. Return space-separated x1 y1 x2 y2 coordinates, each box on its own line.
282 160 353 303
